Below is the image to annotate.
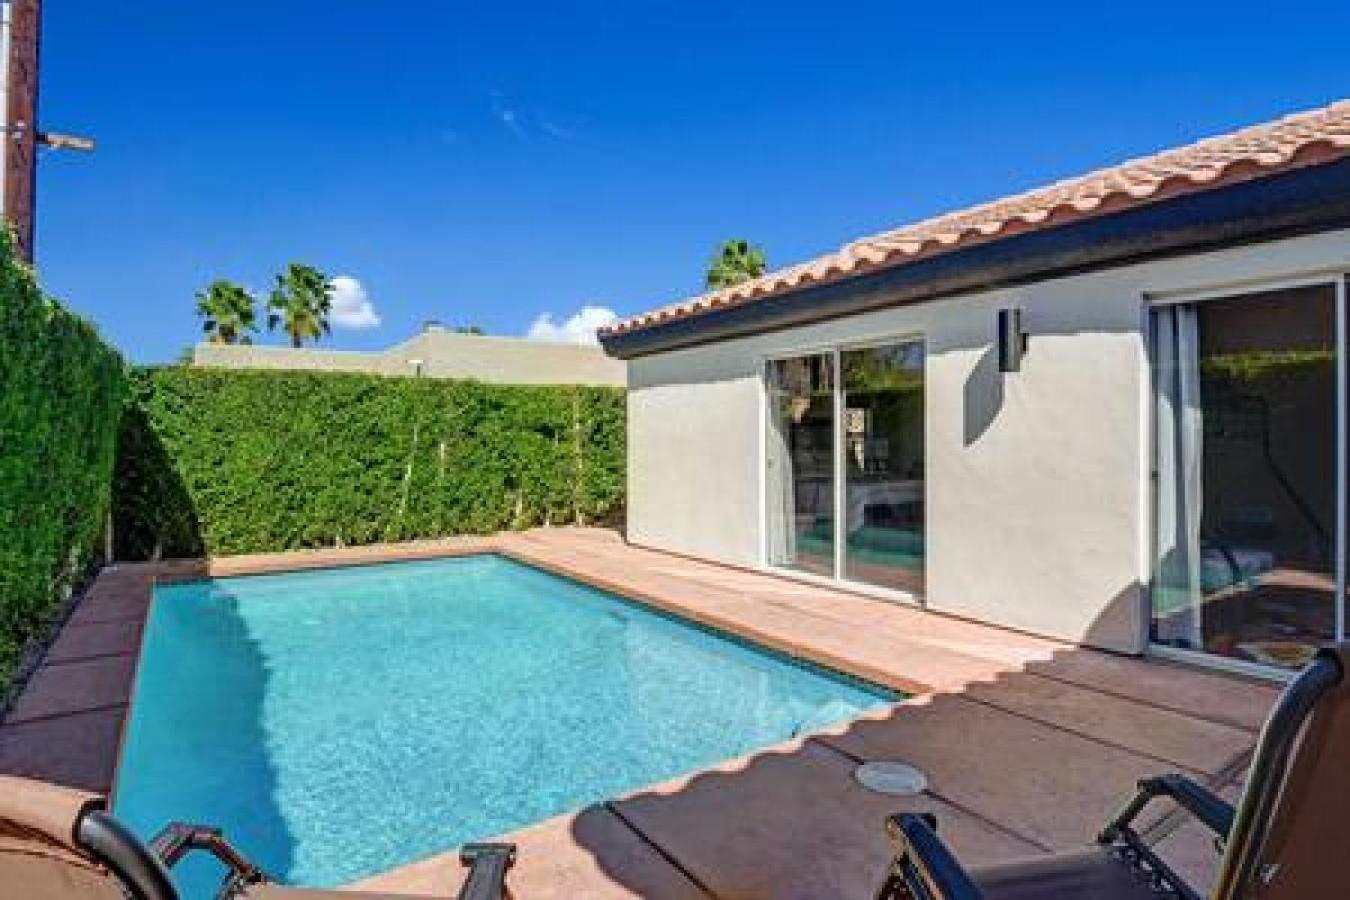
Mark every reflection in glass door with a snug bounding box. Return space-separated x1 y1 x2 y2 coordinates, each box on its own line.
841 343 926 593
1151 283 1344 670
766 340 926 597
765 353 836 577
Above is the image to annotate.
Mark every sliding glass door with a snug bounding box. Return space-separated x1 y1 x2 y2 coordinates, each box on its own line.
841 343 926 593
765 340 926 596
1151 282 1346 670
766 353 836 577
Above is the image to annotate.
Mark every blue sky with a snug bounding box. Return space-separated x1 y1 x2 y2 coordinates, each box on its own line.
36 2 1350 362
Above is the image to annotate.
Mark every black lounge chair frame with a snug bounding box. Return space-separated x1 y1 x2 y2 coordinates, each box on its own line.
76 805 516 900
875 645 1346 900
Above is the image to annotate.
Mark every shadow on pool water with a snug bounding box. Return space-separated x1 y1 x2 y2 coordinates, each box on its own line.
116 589 297 899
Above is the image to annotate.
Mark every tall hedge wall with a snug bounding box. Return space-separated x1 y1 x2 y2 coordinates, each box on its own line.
114 368 625 559
0 235 125 689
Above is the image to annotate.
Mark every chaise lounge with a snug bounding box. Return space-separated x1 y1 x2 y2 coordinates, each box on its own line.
0 776 514 900
876 642 1348 899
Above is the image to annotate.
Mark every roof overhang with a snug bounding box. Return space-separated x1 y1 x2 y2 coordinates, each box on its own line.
601 157 1350 360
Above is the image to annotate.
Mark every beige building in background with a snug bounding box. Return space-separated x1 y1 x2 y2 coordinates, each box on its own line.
194 322 626 387
602 100 1350 676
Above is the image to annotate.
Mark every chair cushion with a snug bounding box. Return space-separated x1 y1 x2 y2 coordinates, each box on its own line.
0 776 121 900
1252 642 1350 899
972 848 1179 900
0 841 125 900
0 775 104 848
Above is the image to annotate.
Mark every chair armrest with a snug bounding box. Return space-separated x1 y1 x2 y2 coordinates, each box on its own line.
458 842 516 900
877 814 986 900
76 810 180 900
1099 774 1235 844
149 822 270 895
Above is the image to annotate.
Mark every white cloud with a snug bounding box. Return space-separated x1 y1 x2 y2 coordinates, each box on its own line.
498 108 524 137
490 91 527 140
329 275 381 329
487 90 585 143
525 305 618 345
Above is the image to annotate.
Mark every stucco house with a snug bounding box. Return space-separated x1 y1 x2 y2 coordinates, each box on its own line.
601 99 1350 676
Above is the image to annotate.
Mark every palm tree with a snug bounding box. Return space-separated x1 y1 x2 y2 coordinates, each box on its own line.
268 263 332 348
705 239 767 290
195 280 258 345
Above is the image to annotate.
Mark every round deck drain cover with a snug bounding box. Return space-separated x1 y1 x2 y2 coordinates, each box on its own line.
855 761 928 796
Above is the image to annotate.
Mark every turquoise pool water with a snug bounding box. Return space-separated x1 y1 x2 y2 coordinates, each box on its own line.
115 554 894 893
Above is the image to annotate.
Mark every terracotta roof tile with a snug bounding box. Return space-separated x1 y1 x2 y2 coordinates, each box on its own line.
604 99 1350 337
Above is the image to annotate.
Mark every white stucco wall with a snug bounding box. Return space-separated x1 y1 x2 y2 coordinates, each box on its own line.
624 229 1350 653
193 328 626 387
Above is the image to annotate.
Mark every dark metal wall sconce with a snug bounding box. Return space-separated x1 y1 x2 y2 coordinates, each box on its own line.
997 307 1029 373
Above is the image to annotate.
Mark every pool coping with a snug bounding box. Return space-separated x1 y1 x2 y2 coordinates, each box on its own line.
113 534 918 793
112 544 906 811
148 534 944 696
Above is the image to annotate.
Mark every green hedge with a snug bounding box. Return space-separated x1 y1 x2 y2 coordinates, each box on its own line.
0 235 125 690
114 368 625 559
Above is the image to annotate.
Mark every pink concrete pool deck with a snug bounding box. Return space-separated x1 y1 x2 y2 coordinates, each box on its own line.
0 527 1280 898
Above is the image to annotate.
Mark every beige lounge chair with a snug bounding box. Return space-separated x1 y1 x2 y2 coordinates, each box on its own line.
876 642 1349 899
0 775 514 900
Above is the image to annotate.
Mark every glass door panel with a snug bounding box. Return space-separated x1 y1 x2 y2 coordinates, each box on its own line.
1152 284 1339 669
766 353 836 577
841 342 925 593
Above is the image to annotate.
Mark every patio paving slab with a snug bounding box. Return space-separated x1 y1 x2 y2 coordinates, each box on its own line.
503 536 1057 695
609 739 1041 900
352 803 708 899
0 706 124 791
5 654 137 724
1018 650 1280 732
817 692 1224 851
629 561 1065 662
155 535 500 582
44 619 143 664
66 575 152 626
959 670 1253 773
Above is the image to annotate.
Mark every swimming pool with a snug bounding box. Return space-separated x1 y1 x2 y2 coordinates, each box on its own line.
115 554 895 893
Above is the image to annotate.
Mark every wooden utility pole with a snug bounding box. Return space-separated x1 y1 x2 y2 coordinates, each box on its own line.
1 0 93 262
